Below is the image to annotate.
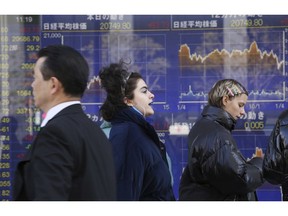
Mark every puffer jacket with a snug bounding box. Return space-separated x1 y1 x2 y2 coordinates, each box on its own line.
263 109 288 201
179 105 264 201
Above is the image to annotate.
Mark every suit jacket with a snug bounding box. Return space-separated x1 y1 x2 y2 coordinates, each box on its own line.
13 104 116 200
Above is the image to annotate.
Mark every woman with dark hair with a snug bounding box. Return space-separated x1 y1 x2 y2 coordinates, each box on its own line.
98 60 175 201
179 79 265 201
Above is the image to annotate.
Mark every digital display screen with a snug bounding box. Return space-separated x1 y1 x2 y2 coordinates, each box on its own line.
1 15 287 201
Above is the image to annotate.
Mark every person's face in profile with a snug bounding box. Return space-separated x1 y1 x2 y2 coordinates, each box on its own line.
222 93 247 121
31 57 52 112
129 79 155 117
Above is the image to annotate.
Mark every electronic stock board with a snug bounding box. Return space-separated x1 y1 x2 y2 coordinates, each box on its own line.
0 15 287 201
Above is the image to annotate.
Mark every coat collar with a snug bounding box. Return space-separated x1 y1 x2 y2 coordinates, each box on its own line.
112 106 160 146
201 105 236 131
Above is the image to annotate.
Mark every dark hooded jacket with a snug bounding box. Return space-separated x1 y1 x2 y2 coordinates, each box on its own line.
179 105 264 201
263 109 288 201
109 106 175 201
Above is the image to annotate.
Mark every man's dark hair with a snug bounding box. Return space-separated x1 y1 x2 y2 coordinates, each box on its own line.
37 45 89 97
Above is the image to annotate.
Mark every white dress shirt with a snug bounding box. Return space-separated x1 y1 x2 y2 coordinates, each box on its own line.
41 101 80 127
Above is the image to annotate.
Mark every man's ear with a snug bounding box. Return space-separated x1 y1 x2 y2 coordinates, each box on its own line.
50 77 62 94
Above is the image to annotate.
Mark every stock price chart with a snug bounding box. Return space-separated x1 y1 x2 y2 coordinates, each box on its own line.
0 15 287 201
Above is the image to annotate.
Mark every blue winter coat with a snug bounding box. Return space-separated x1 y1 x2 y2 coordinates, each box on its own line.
109 107 175 201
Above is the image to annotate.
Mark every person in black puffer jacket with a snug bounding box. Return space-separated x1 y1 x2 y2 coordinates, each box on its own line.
263 109 288 201
179 79 265 201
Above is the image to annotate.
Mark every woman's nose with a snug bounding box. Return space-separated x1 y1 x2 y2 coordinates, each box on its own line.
240 107 245 115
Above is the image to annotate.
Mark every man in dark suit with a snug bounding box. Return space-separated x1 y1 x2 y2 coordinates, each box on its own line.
13 45 116 200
